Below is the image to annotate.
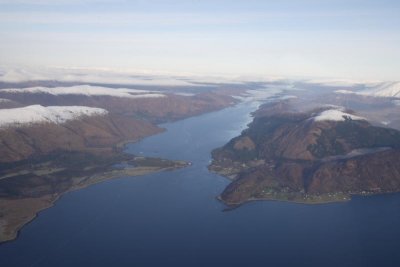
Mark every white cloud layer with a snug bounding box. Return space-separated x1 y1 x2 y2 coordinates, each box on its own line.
0 67 197 86
2 85 165 99
1 1 400 80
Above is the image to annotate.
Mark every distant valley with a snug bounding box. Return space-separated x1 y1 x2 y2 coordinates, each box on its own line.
1 73 400 243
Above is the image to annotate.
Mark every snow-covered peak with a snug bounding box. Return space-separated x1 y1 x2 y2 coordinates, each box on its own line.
366 82 400 97
313 109 366 122
1 85 166 99
0 105 108 128
336 82 400 98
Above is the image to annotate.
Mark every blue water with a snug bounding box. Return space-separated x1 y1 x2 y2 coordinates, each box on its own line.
1 102 400 267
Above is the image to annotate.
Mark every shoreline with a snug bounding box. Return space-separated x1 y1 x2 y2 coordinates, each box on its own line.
217 194 351 210
211 168 400 207
0 96 238 244
215 175 400 208
0 156 189 244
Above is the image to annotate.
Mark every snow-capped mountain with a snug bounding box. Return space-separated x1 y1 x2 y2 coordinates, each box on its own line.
0 105 108 128
1 85 165 99
0 106 162 163
313 109 365 122
336 82 400 98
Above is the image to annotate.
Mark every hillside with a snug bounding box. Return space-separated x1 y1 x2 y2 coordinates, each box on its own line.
0 84 238 243
210 103 400 205
0 109 163 163
0 85 236 123
336 81 400 98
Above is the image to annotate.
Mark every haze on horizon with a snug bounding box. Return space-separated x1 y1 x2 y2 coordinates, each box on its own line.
0 0 399 81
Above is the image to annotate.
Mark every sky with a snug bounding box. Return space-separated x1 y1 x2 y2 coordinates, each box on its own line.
0 0 399 80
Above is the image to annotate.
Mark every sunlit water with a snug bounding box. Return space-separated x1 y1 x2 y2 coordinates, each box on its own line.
1 101 400 267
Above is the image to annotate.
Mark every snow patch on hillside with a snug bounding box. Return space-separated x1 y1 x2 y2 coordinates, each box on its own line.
314 109 365 122
234 86 287 102
307 79 364 87
1 85 165 99
0 98 11 103
0 105 108 128
336 82 400 98
368 82 400 97
335 89 355 95
321 104 345 110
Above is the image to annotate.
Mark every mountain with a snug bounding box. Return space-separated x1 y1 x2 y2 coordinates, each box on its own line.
367 82 400 97
0 83 240 243
210 102 400 205
0 84 237 163
0 105 163 163
0 98 21 109
0 85 235 123
337 81 400 98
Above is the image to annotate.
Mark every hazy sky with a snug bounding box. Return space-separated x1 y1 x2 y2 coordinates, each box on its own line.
1 0 399 80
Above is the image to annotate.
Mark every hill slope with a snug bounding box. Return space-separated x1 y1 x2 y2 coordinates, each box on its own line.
0 106 162 163
210 103 400 205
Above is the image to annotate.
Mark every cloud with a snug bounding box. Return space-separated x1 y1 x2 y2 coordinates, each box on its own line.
0 0 124 4
0 9 384 28
0 67 201 86
1 1 399 81
0 11 247 26
1 85 166 98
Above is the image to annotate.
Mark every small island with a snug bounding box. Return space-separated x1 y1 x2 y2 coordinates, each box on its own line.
209 101 400 207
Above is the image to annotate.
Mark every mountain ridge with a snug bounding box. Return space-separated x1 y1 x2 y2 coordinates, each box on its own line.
210 102 400 205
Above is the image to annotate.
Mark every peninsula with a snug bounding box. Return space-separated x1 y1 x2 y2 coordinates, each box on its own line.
210 101 400 206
